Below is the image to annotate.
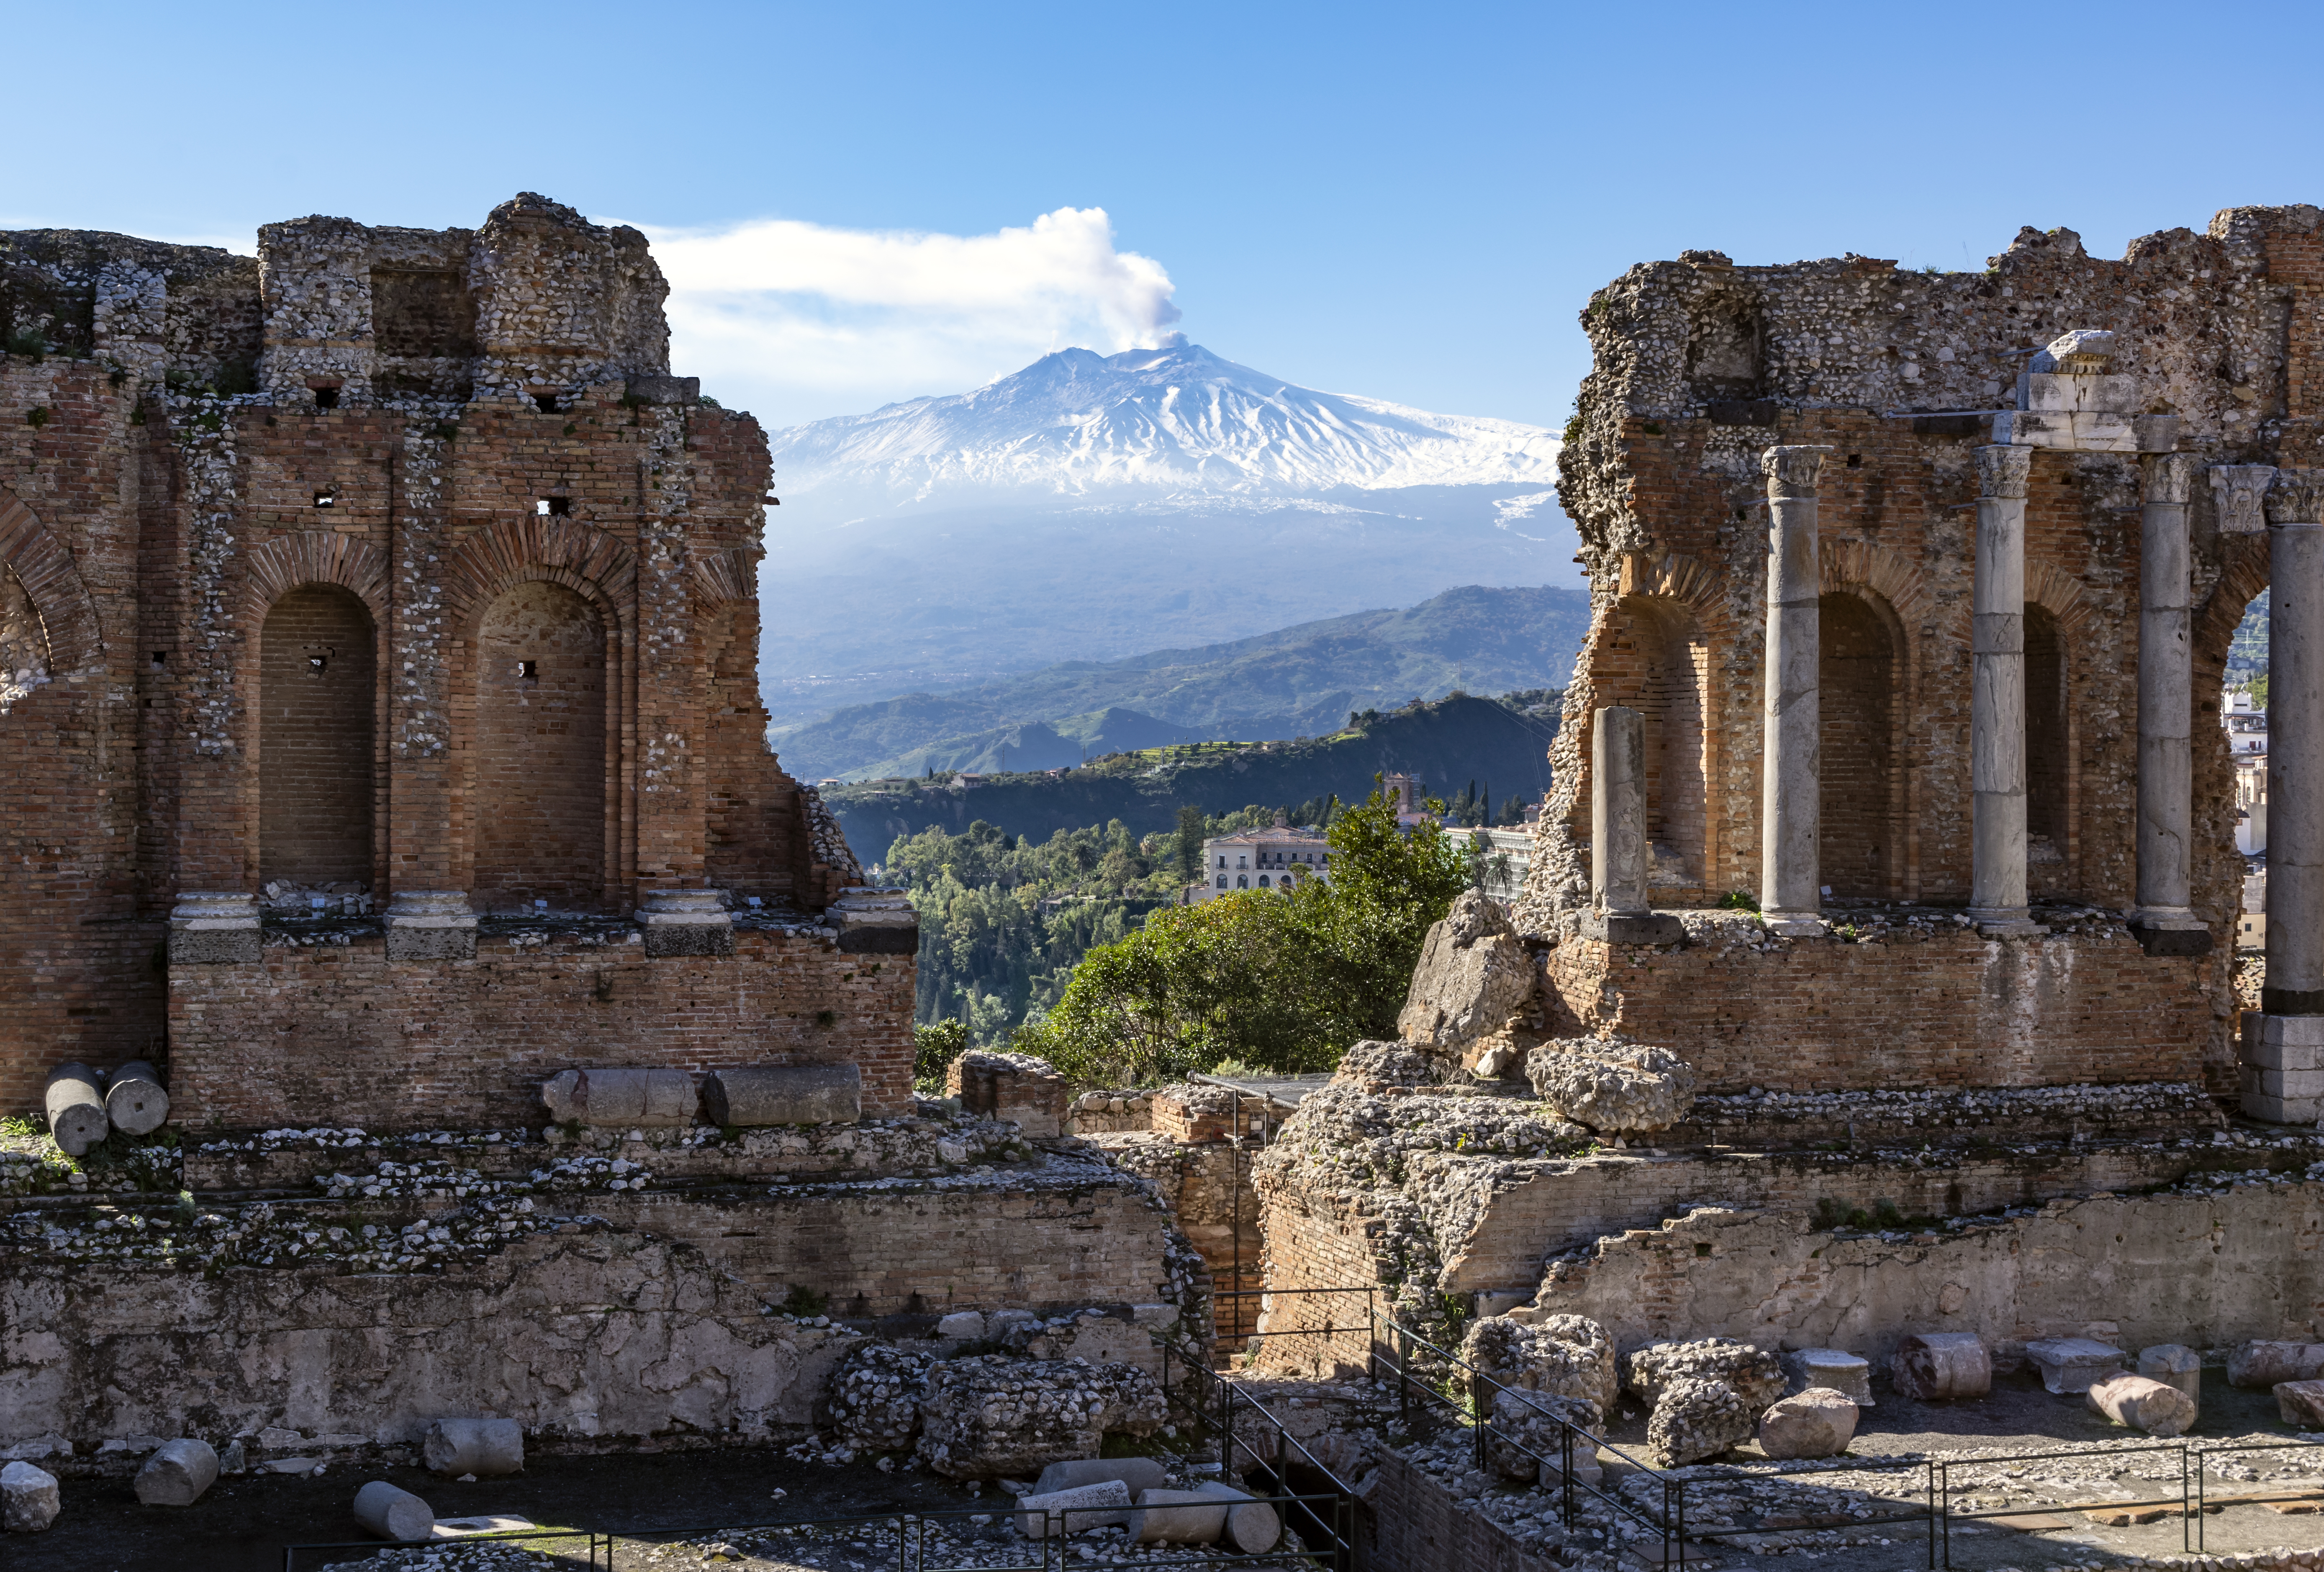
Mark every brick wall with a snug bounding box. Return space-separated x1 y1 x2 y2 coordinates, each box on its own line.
471 578 610 911
1543 925 2211 1094
1817 590 1900 899
167 922 915 1130
258 584 377 887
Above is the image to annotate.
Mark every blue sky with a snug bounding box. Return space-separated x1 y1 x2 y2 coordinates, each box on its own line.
11 2 2323 431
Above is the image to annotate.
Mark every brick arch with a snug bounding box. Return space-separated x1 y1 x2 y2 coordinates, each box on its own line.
1821 537 1934 629
690 547 760 606
2026 558 2101 637
2194 537 2270 691
243 532 390 624
441 516 637 629
0 491 103 673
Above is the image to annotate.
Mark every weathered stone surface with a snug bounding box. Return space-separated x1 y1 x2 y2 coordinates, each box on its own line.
1891 1333 1992 1401
2087 1373 2196 1436
133 1438 218 1506
102 1061 169 1136
41 1063 108 1156
2026 1336 2127 1394
2230 1340 2324 1389
1014 1479 1132 1538
703 1064 862 1126
948 1051 1070 1138
354 1479 434 1541
2278 1378 2324 1427
936 1311 986 1342
914 1357 1163 1479
1647 1375 1754 1466
1032 1458 1170 1498
1330 1039 1444 1087
1782 1348 1872 1407
421 1417 523 1477
823 1343 934 1451
1129 1487 1231 1545
1758 1388 1859 1459
541 1067 698 1128
0 1461 58 1532
2139 1343 2201 1404
1624 1337 1784 1409
1461 1314 1618 1415
1191 1482 1283 1554
1486 1387 1602 1484
1523 1038 1696 1133
1399 890 1538 1053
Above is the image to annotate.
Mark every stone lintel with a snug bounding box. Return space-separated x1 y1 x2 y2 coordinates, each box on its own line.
1579 909 1685 946
2127 919 2213 958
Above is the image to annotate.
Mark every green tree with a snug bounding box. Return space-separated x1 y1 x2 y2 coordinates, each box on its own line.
1025 788 1467 1084
1176 804 1205 885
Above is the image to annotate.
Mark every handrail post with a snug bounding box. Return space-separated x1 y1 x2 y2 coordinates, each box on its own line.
1926 1459 1936 1570
1471 1369 1486 1471
1397 1325 1410 1427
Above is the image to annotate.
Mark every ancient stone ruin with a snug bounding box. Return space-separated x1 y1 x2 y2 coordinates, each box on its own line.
17 195 2324 1570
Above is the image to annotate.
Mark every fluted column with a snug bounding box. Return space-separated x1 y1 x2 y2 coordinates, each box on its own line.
1759 445 1825 937
2132 451 2207 937
2247 470 2324 1122
1970 444 2039 934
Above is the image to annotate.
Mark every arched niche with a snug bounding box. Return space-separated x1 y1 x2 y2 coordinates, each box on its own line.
471 579 609 911
259 585 377 886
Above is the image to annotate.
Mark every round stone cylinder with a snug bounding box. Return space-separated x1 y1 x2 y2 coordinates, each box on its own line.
133 1438 218 1506
103 1061 169 1136
573 1067 698 1128
42 1063 108 1156
1591 706 1648 916
1192 1482 1282 1554
421 1416 523 1477
354 1479 435 1541
1129 1488 1231 1544
704 1064 863 1126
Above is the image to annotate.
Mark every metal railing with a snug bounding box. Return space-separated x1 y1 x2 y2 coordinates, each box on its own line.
287 1498 1346 1572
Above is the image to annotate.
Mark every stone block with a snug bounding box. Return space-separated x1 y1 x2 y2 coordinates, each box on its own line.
1015 1479 1132 1538
828 887 918 955
2088 1373 2195 1436
1399 889 1538 1049
1625 1337 1784 1408
2138 1344 2201 1403
1758 1388 1859 1459
638 890 735 958
2135 414 2181 453
936 1311 987 1342
1525 1040 1697 1134
355 1479 435 1541
2229 1340 2324 1389
704 1064 862 1126
2279 1379 2324 1428
948 1050 1068 1138
1647 1375 1755 1466
168 892 262 965
1191 1482 1282 1554
1782 1348 1873 1407
2129 921 2212 958
1128 1488 1230 1545
1 1462 59 1532
383 891 478 962
545 1067 697 1128
1891 1333 1991 1400
134 1438 218 1506
624 374 701 406
914 1357 1164 1479
2026 1337 2126 1394
2243 1017 2324 1071
421 1417 522 1477
2020 371 2139 415
1578 910 1686 945
1032 1458 1169 1499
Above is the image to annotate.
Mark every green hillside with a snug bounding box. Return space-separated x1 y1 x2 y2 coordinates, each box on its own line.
775 583 1590 781
824 691 1559 864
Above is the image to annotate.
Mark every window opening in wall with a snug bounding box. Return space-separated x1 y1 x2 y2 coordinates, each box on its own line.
516 660 537 681
534 393 560 414
149 651 164 668
313 386 340 411
1846 452 1863 468
307 654 328 676
537 496 570 516
313 489 336 509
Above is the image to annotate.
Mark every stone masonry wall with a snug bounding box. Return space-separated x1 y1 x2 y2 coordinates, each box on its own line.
167 919 915 1130
1543 920 2217 1094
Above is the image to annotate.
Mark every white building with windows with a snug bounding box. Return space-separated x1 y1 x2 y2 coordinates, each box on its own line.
1187 819 1330 903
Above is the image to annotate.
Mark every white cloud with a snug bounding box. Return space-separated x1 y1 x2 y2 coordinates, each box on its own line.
632 207 1181 429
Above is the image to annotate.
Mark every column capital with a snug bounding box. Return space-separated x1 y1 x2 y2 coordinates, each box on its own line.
2142 451 2203 505
1974 443 2033 499
2213 464 2278 534
1761 445 1828 498
2268 468 2324 528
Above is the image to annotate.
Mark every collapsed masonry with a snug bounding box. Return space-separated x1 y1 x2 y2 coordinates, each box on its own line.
0 199 1212 1474
1235 207 2324 1570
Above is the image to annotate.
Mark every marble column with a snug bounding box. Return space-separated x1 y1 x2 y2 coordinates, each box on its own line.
2132 452 2207 938
1581 706 1683 944
1759 445 1825 937
2249 470 2324 1122
1970 443 2039 934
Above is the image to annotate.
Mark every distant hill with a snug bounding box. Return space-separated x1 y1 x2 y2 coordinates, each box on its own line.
756 340 1577 725
776 583 1591 782
822 693 1559 861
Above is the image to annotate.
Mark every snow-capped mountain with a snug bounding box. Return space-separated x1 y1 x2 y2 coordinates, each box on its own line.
754 342 1577 730
768 341 1559 507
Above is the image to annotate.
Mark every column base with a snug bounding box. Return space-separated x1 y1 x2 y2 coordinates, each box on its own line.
384 890 479 962
637 889 736 958
1968 907 2049 938
167 892 261 965
2239 1014 2324 1124
2126 909 2212 958
1760 910 1826 938
1580 908 1687 945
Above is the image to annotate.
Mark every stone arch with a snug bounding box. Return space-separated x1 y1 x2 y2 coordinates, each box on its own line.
1818 586 1911 900
1821 537 1935 631
0 490 102 675
242 531 390 626
690 546 760 607
442 518 635 909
